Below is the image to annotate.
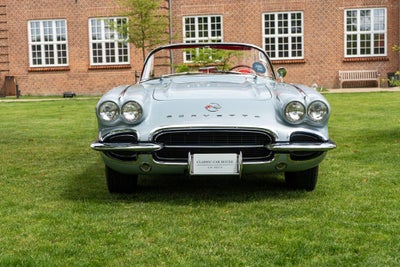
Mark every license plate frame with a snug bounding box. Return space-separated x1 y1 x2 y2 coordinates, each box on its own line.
189 152 242 175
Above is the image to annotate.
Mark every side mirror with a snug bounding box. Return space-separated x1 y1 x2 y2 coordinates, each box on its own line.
276 67 287 82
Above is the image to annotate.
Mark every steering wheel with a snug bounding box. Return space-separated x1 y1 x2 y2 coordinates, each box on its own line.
229 65 255 74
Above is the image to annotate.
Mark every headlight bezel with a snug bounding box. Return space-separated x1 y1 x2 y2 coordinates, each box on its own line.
121 101 143 123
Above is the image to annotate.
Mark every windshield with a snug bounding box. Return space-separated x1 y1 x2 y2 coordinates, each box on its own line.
141 43 275 81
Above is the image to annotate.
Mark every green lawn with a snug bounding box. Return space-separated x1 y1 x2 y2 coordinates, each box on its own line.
0 92 399 266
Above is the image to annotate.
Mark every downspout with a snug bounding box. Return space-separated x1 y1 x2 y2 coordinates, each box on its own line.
169 0 172 44
168 0 173 74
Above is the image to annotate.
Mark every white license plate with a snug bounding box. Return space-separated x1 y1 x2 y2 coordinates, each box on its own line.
189 153 242 175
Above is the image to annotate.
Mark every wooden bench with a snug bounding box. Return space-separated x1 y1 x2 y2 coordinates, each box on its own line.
338 70 380 88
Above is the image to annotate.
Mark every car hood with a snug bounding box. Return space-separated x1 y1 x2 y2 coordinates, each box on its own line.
122 76 280 133
152 75 273 101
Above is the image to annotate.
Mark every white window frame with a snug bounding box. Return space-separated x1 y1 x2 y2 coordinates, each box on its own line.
262 11 304 60
28 19 68 67
89 17 130 66
344 8 387 57
183 15 223 43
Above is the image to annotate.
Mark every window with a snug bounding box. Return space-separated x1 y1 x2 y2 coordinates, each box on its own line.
345 8 386 57
183 15 223 61
183 15 223 43
263 12 304 60
28 19 68 67
89 17 130 65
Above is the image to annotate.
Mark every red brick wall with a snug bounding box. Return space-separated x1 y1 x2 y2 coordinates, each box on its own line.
6 0 143 95
3 0 400 95
172 0 399 89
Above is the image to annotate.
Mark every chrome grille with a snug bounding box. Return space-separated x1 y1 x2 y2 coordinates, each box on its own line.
153 130 274 163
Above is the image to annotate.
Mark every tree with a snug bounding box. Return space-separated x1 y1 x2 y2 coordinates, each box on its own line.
116 0 170 60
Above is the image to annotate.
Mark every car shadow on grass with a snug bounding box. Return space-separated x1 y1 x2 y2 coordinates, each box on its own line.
134 173 309 203
63 162 310 203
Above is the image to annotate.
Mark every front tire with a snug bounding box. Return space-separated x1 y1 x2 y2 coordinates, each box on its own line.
105 166 138 194
285 166 319 191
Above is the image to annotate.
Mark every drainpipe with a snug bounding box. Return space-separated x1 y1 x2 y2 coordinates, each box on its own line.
169 0 172 44
168 0 173 74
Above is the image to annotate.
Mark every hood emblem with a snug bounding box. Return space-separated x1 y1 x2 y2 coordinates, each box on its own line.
205 103 222 112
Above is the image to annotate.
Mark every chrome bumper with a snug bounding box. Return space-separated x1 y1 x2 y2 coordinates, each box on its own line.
267 140 336 152
90 142 162 152
90 140 336 153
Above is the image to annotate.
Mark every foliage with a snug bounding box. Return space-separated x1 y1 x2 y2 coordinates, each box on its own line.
116 0 169 60
0 93 400 266
385 45 400 87
176 48 244 73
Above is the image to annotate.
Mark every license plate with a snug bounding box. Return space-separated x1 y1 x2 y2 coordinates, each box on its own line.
189 153 242 175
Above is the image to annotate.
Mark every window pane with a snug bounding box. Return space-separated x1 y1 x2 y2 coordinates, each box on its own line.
92 43 102 64
30 21 41 42
360 34 371 55
346 34 357 55
277 14 288 34
360 10 371 31
264 37 275 58
374 9 385 31
198 17 208 38
56 21 66 41
291 13 302 34
373 33 385 54
291 36 302 57
211 16 221 37
105 42 116 63
118 43 129 62
264 14 275 35
346 10 358 31
91 19 102 40
43 21 53 42
31 45 42 65
44 44 55 64
57 44 67 64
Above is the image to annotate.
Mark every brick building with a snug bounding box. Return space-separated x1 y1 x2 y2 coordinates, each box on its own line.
0 0 399 96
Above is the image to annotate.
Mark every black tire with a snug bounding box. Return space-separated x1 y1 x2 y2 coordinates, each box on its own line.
105 166 138 194
284 166 319 191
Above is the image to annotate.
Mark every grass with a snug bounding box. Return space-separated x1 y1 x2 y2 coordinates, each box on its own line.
0 93 399 266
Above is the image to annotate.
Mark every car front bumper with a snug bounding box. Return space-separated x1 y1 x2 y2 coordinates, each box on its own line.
90 140 336 175
90 140 336 153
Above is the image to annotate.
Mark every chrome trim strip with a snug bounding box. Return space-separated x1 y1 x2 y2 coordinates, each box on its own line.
267 140 336 152
163 144 267 149
90 142 162 152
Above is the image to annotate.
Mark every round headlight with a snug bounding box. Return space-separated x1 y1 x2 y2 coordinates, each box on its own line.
308 101 329 122
122 101 143 123
284 101 306 123
99 101 119 122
